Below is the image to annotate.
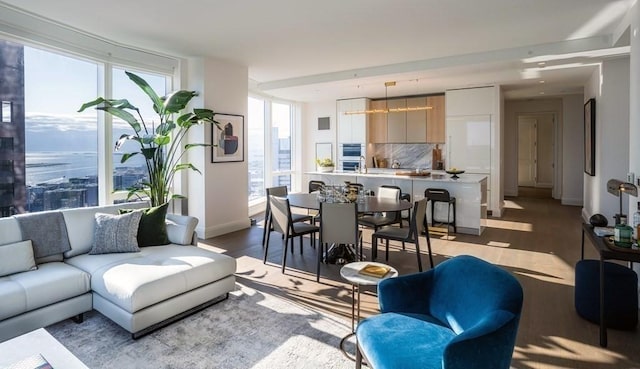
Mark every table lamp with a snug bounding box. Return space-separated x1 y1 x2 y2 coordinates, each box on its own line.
607 179 638 225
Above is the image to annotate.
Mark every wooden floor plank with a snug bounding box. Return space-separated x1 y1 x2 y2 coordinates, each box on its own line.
200 196 640 369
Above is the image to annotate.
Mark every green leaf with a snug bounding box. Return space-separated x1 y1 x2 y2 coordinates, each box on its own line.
125 71 163 113
170 194 186 200
154 135 171 146
141 147 157 160
120 152 140 163
100 107 141 132
78 97 107 112
195 109 215 120
173 163 201 175
164 90 197 113
156 122 176 135
115 134 139 151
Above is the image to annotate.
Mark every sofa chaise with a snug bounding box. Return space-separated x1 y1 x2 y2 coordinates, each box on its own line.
0 202 236 342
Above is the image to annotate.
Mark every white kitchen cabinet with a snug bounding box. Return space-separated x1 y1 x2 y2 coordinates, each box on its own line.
406 97 427 142
446 115 491 173
386 99 406 143
337 98 368 144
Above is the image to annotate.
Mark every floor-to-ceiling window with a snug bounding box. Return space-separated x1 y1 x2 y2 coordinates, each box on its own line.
247 95 296 208
248 96 265 202
0 37 174 215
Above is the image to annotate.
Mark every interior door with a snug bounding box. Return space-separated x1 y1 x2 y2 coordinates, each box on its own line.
518 118 536 186
536 115 554 187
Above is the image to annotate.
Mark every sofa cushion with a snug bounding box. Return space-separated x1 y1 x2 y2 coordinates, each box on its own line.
0 240 37 277
90 211 143 255
166 213 199 245
120 203 169 247
0 216 22 245
14 211 71 258
62 202 149 258
0 262 90 321
65 245 237 313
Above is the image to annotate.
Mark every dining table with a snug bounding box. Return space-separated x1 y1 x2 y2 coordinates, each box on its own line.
287 192 413 264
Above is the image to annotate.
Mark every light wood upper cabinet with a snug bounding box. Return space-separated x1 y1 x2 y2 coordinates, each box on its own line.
426 95 445 143
406 97 427 143
368 100 387 143
386 99 406 143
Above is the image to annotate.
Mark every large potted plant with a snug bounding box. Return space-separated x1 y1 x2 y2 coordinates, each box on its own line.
79 71 219 206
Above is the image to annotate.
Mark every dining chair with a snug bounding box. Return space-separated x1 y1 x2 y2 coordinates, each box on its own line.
264 195 320 273
262 186 313 248
379 185 406 228
358 186 403 241
371 198 433 271
308 180 325 193
318 202 361 282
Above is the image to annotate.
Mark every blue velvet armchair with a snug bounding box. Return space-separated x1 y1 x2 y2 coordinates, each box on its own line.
355 255 524 369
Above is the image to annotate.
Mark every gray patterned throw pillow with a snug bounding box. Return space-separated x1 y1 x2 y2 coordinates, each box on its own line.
90 211 143 255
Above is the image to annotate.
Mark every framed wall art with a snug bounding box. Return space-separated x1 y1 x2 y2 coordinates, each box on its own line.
211 113 244 163
584 98 595 176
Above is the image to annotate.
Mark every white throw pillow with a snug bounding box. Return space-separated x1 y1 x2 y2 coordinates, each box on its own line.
0 240 37 277
89 211 143 255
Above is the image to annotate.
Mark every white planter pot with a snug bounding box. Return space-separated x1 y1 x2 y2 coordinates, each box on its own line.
318 166 334 173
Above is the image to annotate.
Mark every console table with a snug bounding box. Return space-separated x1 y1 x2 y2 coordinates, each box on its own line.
0 328 89 368
581 223 640 347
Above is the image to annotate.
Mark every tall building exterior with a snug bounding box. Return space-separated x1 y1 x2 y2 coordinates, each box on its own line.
0 40 25 216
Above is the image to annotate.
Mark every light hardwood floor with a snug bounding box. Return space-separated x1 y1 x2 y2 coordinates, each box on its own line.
200 196 640 369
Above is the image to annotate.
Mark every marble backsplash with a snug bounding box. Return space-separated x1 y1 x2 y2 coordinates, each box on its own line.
371 143 445 169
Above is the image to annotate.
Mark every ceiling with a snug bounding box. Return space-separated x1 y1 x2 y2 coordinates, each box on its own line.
1 0 633 102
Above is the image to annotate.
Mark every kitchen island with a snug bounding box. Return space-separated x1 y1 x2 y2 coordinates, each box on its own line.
305 170 487 235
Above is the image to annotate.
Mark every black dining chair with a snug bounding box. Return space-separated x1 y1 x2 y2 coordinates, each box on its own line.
318 202 361 282
371 198 433 271
264 195 320 273
358 186 404 240
262 186 313 248
308 180 325 193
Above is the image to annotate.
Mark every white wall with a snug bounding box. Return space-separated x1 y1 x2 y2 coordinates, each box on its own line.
301 100 336 186
562 94 586 206
185 57 250 239
583 57 630 224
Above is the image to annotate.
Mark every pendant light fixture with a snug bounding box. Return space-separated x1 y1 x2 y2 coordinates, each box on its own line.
343 80 432 115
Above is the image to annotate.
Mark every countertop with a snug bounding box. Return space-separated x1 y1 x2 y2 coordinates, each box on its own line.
307 170 488 184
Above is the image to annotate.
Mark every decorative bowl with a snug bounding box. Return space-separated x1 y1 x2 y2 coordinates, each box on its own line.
445 169 465 179
318 166 334 173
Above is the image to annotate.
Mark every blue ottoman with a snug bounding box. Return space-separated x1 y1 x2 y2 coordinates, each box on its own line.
575 259 638 330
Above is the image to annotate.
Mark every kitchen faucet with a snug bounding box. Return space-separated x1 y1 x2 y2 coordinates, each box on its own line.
359 155 367 174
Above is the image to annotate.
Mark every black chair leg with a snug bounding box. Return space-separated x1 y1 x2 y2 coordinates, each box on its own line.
371 236 377 261
385 239 390 262
316 242 322 282
281 234 289 274
299 235 303 254
261 210 270 247
263 219 272 264
453 202 457 233
415 239 423 272
426 232 434 269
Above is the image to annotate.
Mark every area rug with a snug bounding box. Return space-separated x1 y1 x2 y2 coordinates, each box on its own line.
46 284 354 369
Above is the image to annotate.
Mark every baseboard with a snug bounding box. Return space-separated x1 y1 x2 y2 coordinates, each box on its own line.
562 197 583 206
200 218 251 239
581 207 590 223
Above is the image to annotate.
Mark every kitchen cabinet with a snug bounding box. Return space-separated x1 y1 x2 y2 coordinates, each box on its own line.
406 97 427 142
386 99 406 143
337 98 368 144
426 95 445 143
368 100 387 143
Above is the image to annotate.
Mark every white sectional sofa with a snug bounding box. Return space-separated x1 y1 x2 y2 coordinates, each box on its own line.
0 203 236 342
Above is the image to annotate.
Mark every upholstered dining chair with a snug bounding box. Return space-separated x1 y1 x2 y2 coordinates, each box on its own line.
317 202 361 282
308 180 325 193
355 255 524 369
371 198 432 271
358 186 403 239
262 186 313 248
264 195 319 274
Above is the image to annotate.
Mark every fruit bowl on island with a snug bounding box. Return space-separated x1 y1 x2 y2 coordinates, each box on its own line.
445 168 465 179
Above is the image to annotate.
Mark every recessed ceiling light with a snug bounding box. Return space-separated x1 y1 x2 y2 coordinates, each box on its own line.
539 80 545 84
539 92 545 95
538 62 546 67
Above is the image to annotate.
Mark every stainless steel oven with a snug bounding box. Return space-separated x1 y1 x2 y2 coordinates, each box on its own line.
341 143 363 158
340 160 359 171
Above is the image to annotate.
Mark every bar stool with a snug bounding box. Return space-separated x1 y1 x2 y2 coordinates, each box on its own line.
424 188 456 235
